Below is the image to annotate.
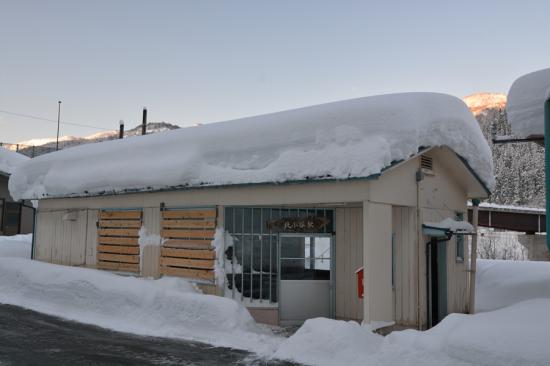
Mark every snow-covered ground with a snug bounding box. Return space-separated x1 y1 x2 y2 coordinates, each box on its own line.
1 234 549 365
0 235 281 354
476 259 550 312
0 234 32 258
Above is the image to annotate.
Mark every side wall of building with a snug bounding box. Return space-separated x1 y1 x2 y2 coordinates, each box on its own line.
335 206 364 321
33 148 475 328
362 150 473 329
34 180 370 324
418 149 470 327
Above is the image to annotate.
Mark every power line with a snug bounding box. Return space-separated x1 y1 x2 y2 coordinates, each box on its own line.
0 109 113 131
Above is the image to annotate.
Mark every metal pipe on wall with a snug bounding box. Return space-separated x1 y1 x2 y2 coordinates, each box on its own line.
545 99 550 252
468 198 480 314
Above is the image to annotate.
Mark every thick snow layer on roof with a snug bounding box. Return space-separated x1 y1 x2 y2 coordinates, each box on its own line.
474 201 545 214
0 147 29 175
9 93 494 200
507 68 550 137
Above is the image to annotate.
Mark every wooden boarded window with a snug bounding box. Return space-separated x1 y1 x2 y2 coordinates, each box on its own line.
160 208 217 281
97 210 142 273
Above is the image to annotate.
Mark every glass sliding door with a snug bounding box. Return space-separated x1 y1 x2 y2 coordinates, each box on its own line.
279 234 333 325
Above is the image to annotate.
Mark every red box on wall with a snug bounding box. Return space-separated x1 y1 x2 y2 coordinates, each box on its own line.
355 267 364 299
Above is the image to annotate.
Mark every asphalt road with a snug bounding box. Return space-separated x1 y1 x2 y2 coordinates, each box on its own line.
0 304 297 366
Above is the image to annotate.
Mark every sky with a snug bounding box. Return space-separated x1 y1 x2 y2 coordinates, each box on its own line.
1 0 549 143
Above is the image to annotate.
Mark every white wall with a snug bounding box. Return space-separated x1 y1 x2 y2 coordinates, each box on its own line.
335 206 364 321
363 201 393 323
419 149 470 324
392 206 418 326
38 180 371 210
35 209 87 266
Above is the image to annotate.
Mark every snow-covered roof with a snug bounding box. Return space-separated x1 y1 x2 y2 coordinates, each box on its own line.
472 201 545 214
9 93 494 200
0 147 29 176
507 68 550 137
423 218 474 234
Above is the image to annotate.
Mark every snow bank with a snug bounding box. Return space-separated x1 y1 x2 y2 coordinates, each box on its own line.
1 241 548 364
0 234 32 258
273 318 384 365
275 299 550 366
476 259 550 312
388 299 550 366
10 93 494 200
0 147 29 175
507 68 550 137
0 258 280 353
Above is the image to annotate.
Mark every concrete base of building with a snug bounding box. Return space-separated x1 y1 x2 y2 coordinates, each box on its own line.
247 308 279 326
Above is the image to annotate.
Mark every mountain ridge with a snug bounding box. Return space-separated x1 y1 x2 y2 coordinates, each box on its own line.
13 122 180 157
463 92 507 116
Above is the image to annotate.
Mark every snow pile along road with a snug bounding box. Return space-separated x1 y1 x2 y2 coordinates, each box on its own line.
10 93 494 200
2 237 548 365
0 234 32 258
386 299 550 366
273 318 384 365
273 299 550 366
476 258 550 312
0 256 281 354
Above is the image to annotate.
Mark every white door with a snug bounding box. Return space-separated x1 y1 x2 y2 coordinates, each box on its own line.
279 235 333 325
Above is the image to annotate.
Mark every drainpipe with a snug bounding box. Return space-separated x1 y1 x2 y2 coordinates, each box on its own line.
545 99 550 252
31 205 37 260
468 199 480 314
415 169 423 329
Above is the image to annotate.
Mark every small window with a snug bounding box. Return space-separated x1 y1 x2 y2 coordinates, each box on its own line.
455 212 464 262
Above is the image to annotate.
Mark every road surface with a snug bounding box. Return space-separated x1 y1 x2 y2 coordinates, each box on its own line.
0 304 297 366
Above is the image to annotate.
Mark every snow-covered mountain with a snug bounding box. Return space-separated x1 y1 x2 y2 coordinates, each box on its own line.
463 92 507 116
15 122 180 157
463 93 545 208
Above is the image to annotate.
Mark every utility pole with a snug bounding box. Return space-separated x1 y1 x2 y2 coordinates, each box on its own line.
119 120 125 139
56 101 62 151
142 107 147 135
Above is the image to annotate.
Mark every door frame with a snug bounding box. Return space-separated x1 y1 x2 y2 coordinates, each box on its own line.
277 233 336 324
427 237 448 327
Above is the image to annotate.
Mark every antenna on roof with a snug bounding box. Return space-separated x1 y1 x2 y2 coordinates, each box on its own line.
142 107 147 136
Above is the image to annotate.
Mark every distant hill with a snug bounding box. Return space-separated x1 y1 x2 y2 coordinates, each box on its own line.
463 92 507 116
14 122 180 157
463 93 545 208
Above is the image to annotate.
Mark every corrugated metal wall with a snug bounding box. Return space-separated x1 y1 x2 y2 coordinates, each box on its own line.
35 209 87 265
392 206 418 326
335 207 363 322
